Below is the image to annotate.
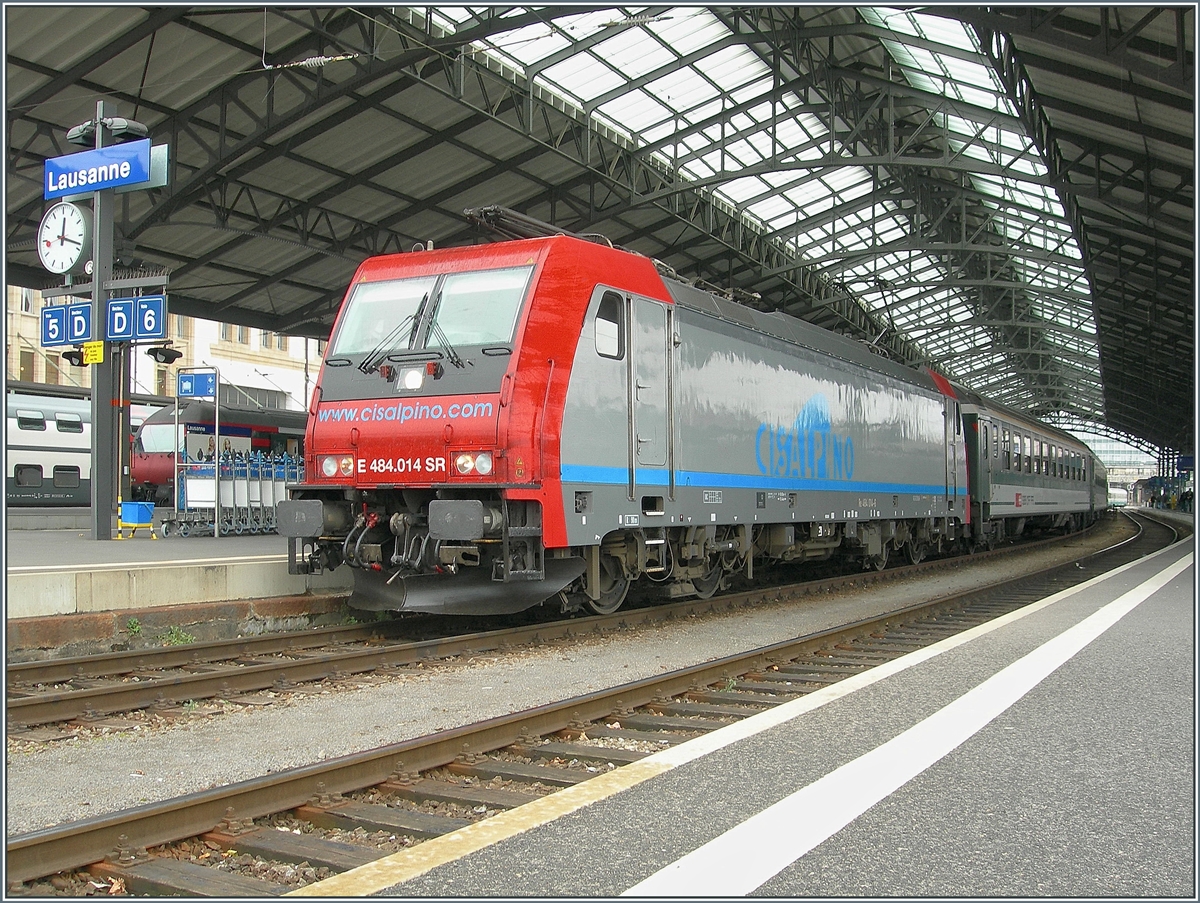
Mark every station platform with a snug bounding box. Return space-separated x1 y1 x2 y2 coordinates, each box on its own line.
305 530 1194 897
4 508 352 656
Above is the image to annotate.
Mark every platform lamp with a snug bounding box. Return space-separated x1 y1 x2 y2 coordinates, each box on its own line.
61 347 85 367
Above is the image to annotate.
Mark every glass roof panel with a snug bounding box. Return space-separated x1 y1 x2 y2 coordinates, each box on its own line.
438 5 1101 420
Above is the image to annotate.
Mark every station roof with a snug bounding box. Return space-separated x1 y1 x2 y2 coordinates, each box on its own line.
5 6 1193 454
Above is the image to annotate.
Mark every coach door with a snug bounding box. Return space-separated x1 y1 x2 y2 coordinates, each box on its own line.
628 296 671 492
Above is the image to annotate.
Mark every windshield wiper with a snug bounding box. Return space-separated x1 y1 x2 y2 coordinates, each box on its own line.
428 320 465 369
358 306 420 375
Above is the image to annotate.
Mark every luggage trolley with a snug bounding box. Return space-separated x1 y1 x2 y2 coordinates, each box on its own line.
158 368 306 537
159 367 223 538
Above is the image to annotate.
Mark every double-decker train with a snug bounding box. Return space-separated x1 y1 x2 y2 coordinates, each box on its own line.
278 231 1106 616
5 382 164 507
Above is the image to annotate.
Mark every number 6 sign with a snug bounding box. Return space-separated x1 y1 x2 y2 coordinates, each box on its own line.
135 295 166 340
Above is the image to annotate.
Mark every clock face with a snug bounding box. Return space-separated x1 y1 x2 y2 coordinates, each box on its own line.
37 202 92 274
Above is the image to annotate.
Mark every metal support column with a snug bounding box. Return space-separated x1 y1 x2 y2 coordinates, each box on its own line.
90 100 117 540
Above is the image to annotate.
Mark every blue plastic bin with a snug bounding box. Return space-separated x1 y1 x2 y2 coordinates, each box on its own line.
120 501 154 527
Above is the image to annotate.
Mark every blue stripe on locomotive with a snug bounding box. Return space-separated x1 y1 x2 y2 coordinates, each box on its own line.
560 463 964 497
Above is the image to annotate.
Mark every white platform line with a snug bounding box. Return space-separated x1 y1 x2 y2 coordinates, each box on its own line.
8 554 287 574
623 552 1193 897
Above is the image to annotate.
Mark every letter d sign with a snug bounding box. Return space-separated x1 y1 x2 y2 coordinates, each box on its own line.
106 298 135 341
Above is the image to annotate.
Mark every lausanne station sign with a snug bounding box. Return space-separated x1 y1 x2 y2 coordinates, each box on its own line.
44 138 151 199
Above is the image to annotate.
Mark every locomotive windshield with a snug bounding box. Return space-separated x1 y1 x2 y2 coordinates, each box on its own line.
329 276 437 356
329 266 533 358
136 422 182 453
426 267 532 348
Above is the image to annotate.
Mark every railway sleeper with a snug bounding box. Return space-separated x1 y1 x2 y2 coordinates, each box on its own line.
89 857 291 897
444 759 589 788
381 777 541 811
294 801 471 840
200 826 377 872
685 688 785 707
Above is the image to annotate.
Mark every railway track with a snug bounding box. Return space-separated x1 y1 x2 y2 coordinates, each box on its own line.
6 511 1180 894
7 519 1134 730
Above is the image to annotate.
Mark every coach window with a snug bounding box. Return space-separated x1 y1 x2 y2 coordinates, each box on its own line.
53 466 80 488
14 464 42 487
55 413 83 433
16 410 46 431
595 291 625 359
1002 428 1011 470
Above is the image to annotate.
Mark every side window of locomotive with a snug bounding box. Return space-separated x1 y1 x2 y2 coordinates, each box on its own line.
16 409 46 431
14 464 42 487
595 291 625 360
53 466 80 488
55 413 84 433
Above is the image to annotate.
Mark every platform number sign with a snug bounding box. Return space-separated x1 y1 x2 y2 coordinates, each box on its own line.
41 306 68 347
41 302 96 347
135 295 166 340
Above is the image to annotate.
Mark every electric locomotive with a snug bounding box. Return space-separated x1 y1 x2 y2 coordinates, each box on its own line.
278 232 1101 616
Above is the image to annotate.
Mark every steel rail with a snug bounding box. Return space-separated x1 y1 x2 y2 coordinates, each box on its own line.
6 526 1102 727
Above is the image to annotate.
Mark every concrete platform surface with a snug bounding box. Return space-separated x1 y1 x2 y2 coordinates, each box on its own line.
5 523 351 622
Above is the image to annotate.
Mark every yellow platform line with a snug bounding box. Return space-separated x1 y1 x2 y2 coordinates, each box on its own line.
286 759 673 896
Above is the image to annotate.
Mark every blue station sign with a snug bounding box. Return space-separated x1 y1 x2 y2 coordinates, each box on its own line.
178 371 217 399
44 138 152 200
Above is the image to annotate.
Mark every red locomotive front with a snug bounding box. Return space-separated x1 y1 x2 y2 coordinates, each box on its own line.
278 235 669 614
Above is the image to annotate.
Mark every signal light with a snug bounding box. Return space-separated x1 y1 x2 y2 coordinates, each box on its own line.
145 345 182 364
61 349 85 367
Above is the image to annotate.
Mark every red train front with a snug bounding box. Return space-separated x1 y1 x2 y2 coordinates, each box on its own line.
277 236 669 614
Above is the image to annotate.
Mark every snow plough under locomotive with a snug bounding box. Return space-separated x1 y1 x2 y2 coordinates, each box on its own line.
277 219 1105 616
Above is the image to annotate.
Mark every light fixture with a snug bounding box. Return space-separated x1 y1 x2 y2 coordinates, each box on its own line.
61 349 85 367
145 345 182 365
67 117 149 147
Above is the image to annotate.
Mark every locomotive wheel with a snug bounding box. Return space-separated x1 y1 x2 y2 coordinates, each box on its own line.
866 546 888 571
904 540 926 565
583 556 629 615
691 562 722 599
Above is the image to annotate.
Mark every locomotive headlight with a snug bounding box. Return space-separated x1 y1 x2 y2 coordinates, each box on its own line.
321 455 355 477
454 451 494 476
401 367 424 390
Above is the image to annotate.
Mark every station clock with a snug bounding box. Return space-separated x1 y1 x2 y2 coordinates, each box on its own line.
37 201 92 274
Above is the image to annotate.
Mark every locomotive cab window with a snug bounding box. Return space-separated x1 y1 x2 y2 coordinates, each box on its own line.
427 266 533 348
16 410 45 431
595 291 625 360
329 275 437 356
